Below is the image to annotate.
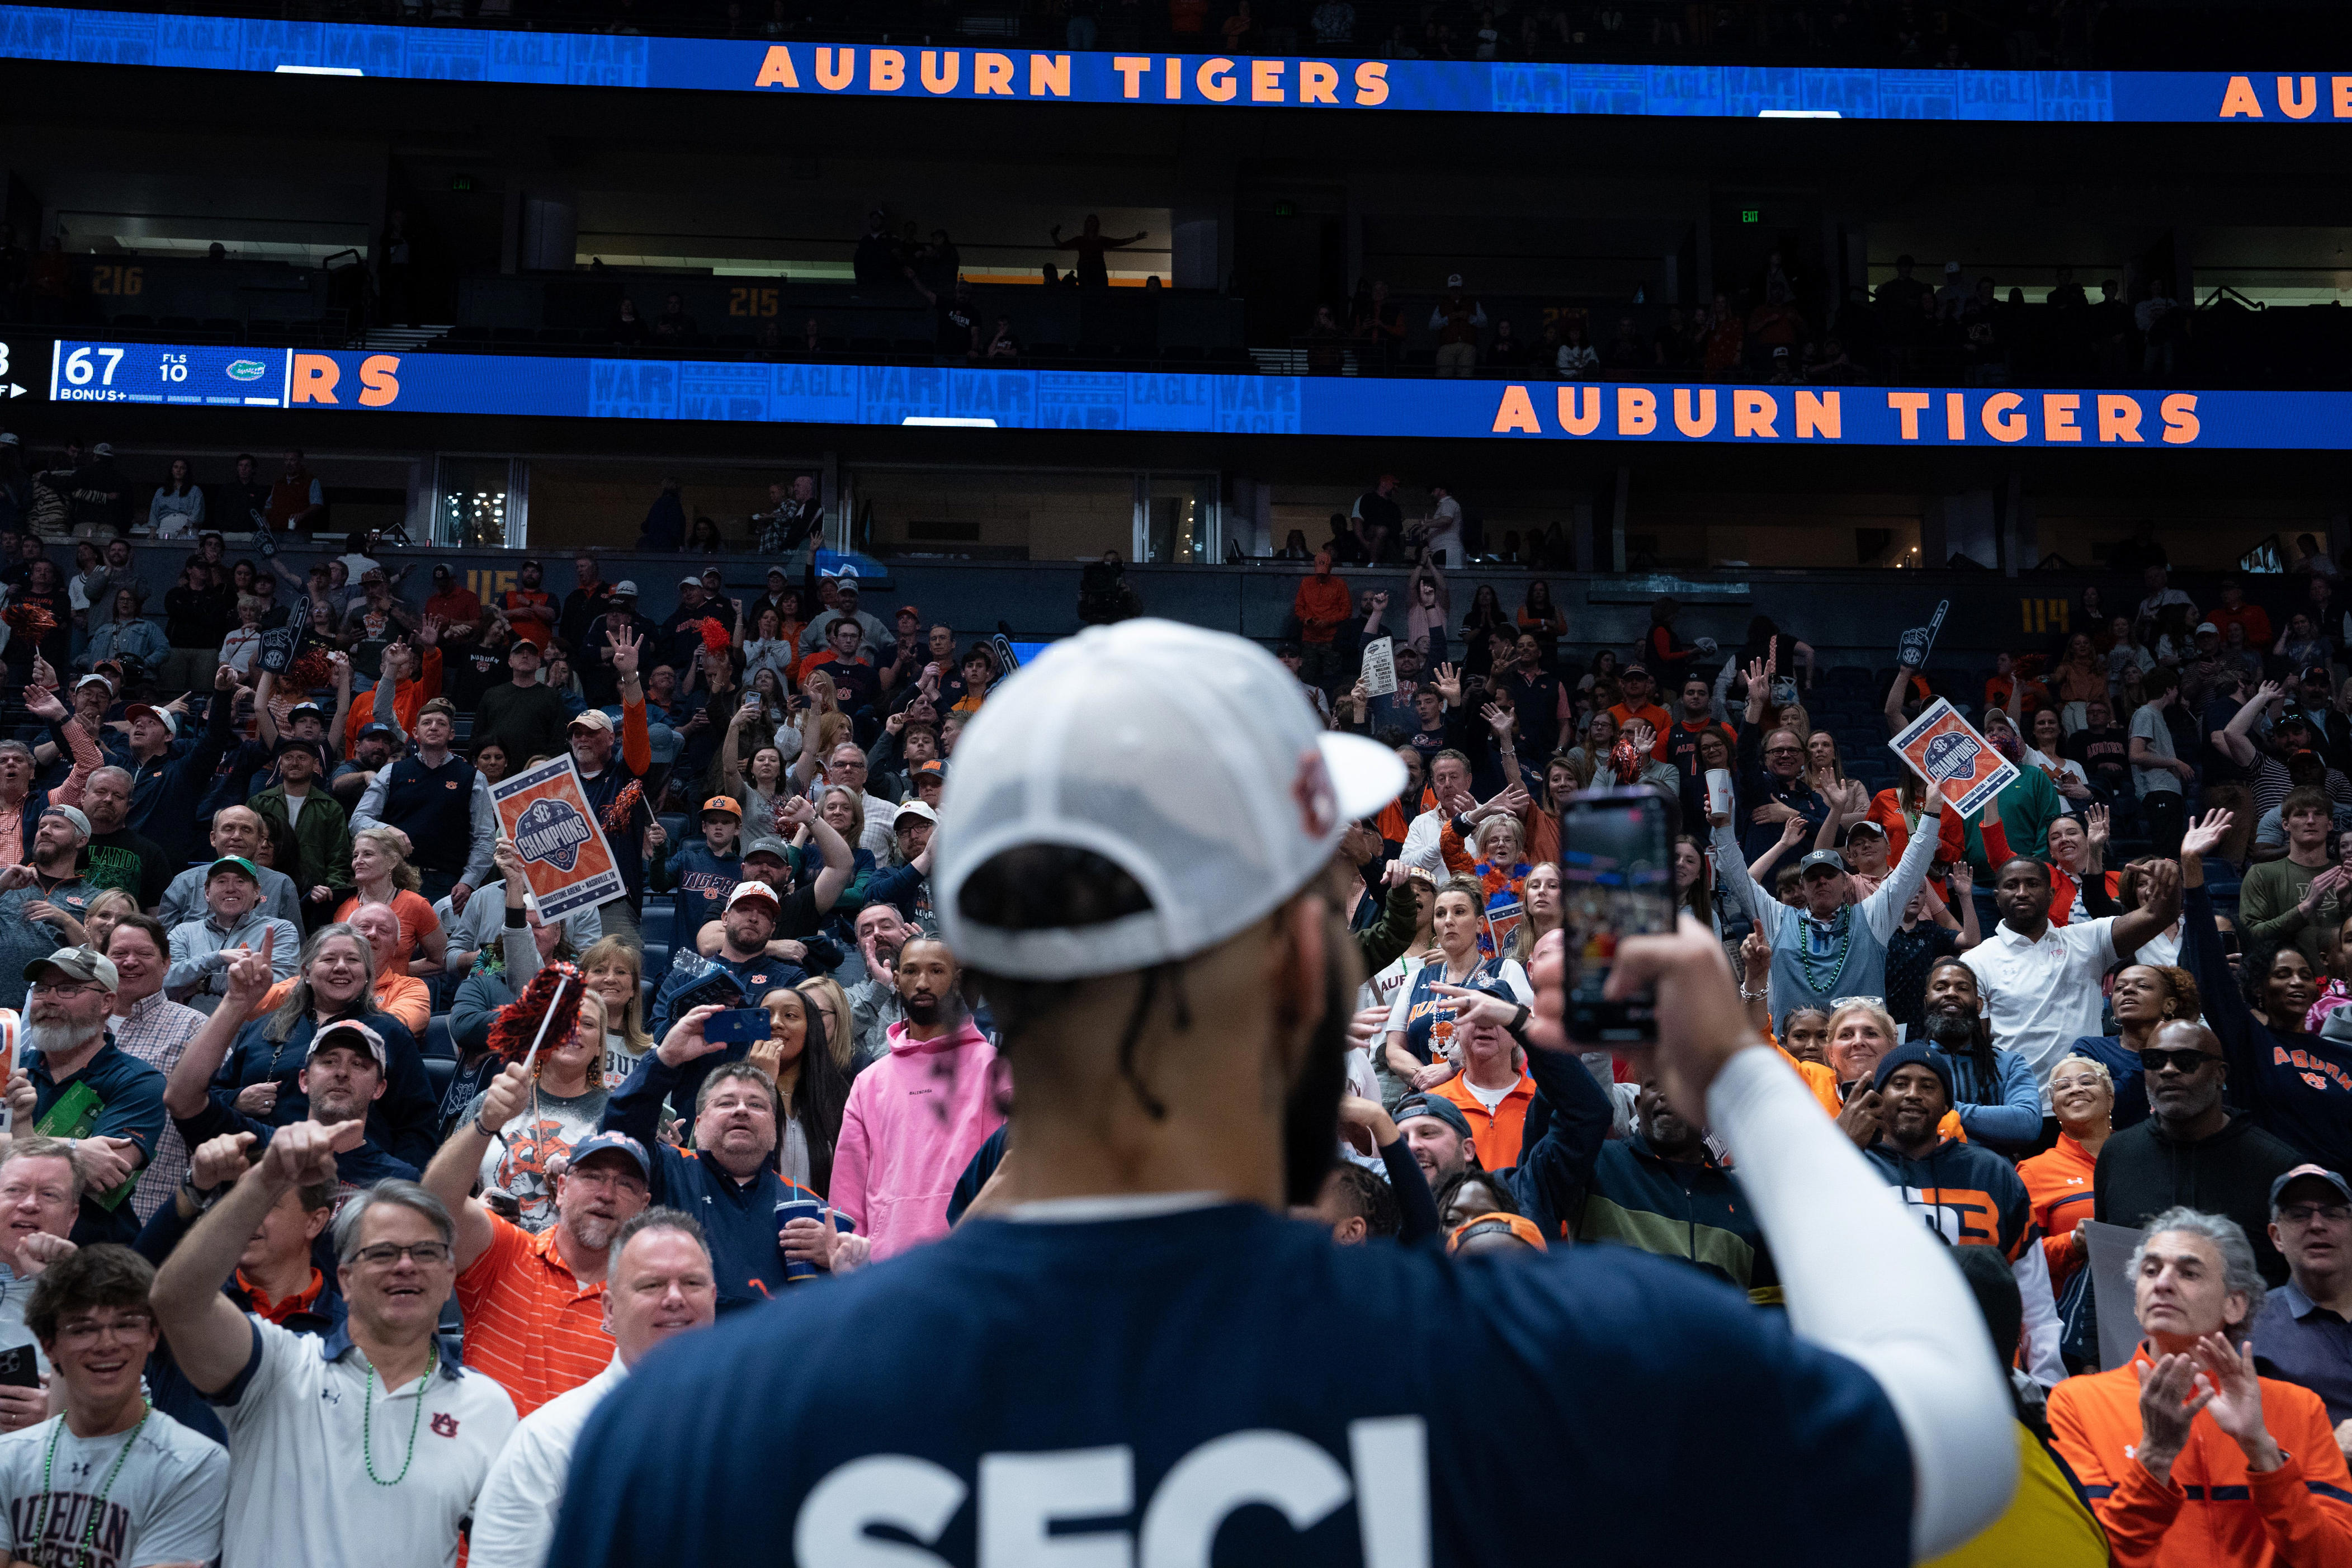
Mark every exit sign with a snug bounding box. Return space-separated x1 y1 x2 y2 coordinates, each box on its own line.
1740 209 1760 223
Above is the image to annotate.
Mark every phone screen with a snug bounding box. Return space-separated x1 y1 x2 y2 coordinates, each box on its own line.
703 1008 774 1046
1560 787 1675 1045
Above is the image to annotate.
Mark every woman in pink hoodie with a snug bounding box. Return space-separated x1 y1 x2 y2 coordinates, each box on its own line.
829 936 1006 1259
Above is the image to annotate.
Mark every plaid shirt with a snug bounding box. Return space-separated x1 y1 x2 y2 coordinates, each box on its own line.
108 989 206 1221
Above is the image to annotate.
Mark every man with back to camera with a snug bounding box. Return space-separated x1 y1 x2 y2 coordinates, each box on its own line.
548 617 2016 1566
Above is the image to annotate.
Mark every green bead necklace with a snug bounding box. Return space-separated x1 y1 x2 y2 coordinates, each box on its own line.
362 1362 429 1486
38 1404 149 1568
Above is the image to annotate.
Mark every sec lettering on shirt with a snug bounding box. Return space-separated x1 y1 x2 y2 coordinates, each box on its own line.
792 1419 1428 1563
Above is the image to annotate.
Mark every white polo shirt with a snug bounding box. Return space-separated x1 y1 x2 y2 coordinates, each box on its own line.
1960 915 2118 1106
467 1356 626 1568
211 1317 517 1568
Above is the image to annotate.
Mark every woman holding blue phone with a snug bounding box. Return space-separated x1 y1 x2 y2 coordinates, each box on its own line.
749 987 852 1198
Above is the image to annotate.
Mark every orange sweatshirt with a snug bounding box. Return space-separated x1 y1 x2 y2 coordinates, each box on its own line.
2049 1351 2352 1568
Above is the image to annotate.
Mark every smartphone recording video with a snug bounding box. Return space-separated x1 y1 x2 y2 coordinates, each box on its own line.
1560 787 1675 1045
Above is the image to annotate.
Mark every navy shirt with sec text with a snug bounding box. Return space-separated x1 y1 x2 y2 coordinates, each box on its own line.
551 1203 1911 1567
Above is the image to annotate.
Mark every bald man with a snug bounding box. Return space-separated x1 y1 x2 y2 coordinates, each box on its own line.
157 806 304 929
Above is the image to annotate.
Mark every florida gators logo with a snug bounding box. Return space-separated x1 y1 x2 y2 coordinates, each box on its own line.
431 1414 459 1438
514 797 593 872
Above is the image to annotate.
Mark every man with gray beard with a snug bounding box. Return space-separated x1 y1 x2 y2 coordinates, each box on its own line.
421 1059 653 1415
3 947 165 1246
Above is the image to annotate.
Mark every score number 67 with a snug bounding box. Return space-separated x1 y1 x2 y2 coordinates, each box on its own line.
62 346 125 386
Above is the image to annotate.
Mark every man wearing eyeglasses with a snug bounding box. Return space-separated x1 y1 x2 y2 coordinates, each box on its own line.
2095 1017 2302 1288
149 1127 519 1568
4 948 165 1249
2251 1165 2352 1459
422 1061 653 1418
0 1244 227 1567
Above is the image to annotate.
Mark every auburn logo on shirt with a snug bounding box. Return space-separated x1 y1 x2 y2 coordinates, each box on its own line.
432 1414 460 1438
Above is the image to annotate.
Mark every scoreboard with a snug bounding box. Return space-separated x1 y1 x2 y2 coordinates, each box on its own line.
42 342 292 407
10 333 2352 450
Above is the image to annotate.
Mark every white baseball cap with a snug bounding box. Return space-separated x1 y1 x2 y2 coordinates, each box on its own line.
936 618 1403 981
726 880 781 912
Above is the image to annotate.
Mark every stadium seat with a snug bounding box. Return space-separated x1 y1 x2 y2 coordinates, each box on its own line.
424 1055 455 1105
424 1014 455 1061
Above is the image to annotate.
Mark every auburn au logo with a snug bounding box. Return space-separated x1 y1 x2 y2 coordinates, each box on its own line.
431 1414 460 1438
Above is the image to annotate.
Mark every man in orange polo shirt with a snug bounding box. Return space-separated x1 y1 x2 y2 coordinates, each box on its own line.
1434 979 1537 1172
421 1060 653 1416
2049 1205 2352 1566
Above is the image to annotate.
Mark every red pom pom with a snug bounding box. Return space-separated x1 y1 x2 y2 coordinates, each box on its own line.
487 961 587 1066
284 645 333 693
3 601 56 644
700 617 732 655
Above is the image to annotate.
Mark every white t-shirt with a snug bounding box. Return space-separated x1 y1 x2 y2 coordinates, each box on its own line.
0 1405 227 1568
2027 748 2087 790
1462 1075 1515 1113
214 1317 517 1568
1358 951 1428 1017
1422 497 1463 562
602 1027 649 1093
281 788 310 828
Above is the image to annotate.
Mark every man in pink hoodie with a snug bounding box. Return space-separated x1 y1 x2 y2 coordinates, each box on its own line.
829 934 1004 1259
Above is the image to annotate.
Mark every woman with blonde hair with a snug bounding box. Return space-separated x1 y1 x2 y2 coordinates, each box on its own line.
1506 860 1561 967
78 888 139 956
800 786 874 930
750 985 853 1194
1803 730 1844 794
579 934 657 1085
336 826 446 975
1822 999 1962 1146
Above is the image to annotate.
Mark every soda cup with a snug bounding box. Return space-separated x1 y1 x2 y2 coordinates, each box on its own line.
775 1198 825 1283
1704 768 1735 819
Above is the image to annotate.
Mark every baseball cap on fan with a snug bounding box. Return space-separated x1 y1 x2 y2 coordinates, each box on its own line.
935 618 1405 981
